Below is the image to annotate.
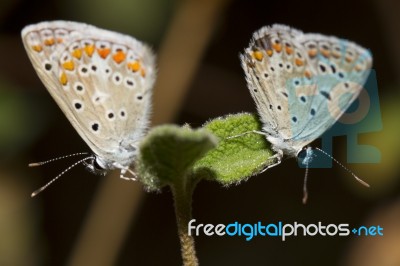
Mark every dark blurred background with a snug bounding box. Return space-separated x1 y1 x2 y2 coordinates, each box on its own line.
1 0 399 265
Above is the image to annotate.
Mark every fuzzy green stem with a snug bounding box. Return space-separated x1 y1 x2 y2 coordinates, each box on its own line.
171 178 199 266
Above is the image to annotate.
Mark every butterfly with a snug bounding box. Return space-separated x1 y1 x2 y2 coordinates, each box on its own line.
22 21 156 196
240 24 372 202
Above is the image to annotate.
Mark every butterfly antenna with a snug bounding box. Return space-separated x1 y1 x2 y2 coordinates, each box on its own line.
302 163 310 204
315 147 370 188
28 152 89 167
31 156 94 197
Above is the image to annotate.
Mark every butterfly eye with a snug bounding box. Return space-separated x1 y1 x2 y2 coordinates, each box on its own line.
93 158 105 171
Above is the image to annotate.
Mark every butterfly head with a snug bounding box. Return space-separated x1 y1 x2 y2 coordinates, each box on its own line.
84 156 108 176
84 142 138 175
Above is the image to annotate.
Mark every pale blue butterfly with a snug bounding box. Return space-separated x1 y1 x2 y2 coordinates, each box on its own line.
240 24 372 202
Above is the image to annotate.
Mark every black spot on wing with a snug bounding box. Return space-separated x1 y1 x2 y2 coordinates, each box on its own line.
320 91 331 100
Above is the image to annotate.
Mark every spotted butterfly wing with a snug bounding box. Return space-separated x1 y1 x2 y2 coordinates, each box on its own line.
240 24 372 159
22 21 156 173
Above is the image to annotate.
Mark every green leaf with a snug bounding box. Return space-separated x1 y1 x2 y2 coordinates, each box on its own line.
194 113 274 184
136 125 218 191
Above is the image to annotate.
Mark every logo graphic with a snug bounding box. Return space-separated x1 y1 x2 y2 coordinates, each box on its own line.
188 219 384 241
297 70 382 168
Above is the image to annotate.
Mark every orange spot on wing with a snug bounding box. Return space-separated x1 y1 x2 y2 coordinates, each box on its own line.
32 45 43 52
113 51 126 64
266 50 273 57
60 72 68 85
308 49 317 57
272 43 282 53
72 49 82 59
355 64 363 71
57 38 63 43
127 61 140 72
141 68 146 77
295 58 304 67
84 45 95 57
345 56 353 63
304 70 312 79
252 51 264 61
97 48 111 59
62 61 75 71
285 46 293 55
321 49 330 58
332 51 341 58
44 38 55 46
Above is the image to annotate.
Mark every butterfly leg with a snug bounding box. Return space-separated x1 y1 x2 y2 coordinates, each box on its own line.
121 168 137 180
226 130 266 140
119 168 137 181
259 149 283 174
114 162 137 181
227 130 282 174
